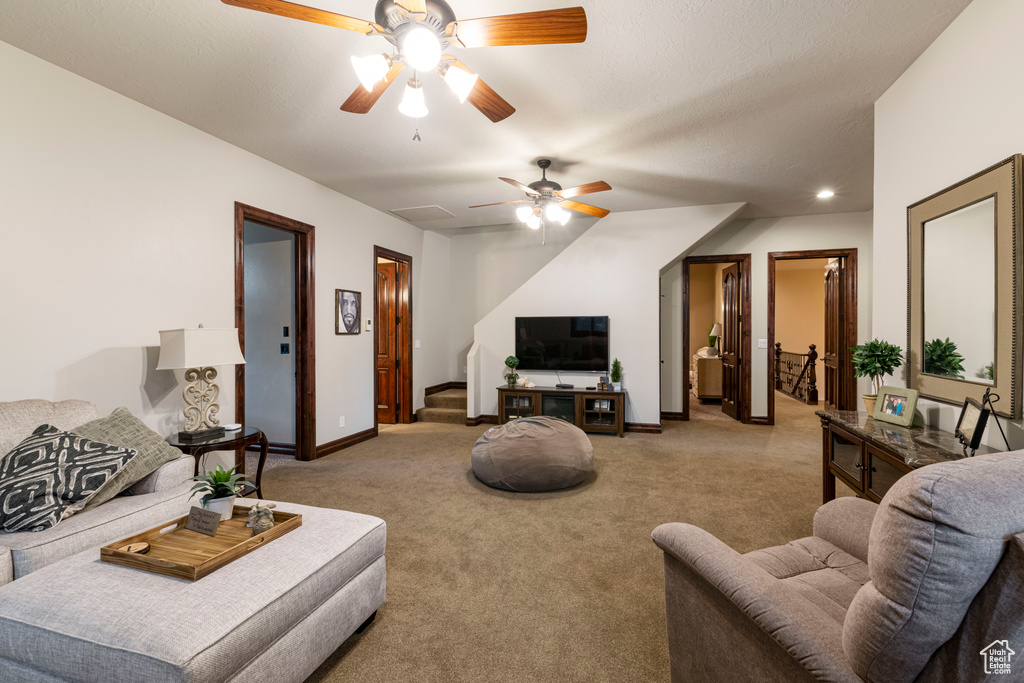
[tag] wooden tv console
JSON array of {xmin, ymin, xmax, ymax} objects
[{"xmin": 497, "ymin": 385, "xmax": 626, "ymax": 437}]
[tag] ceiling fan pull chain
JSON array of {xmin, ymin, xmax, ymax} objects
[{"xmin": 412, "ymin": 128, "xmax": 422, "ymax": 142}]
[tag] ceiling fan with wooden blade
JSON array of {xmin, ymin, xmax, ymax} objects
[
  {"xmin": 220, "ymin": 0, "xmax": 587, "ymax": 122},
  {"xmin": 472, "ymin": 159, "xmax": 612, "ymax": 228}
]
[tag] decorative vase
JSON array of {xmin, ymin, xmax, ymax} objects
[
  {"xmin": 203, "ymin": 495, "xmax": 236, "ymax": 522},
  {"xmin": 613, "ymin": 382, "xmax": 622, "ymax": 392},
  {"xmin": 862, "ymin": 394, "xmax": 877, "ymax": 415}
]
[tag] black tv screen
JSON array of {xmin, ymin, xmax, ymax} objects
[{"xmin": 515, "ymin": 316, "xmax": 609, "ymax": 372}]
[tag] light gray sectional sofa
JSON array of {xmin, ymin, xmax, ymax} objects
[
  {"xmin": 653, "ymin": 451, "xmax": 1024, "ymax": 682},
  {"xmin": 0, "ymin": 399, "xmax": 194, "ymax": 586}
]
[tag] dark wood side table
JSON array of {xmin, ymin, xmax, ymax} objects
[
  {"xmin": 167, "ymin": 427, "xmax": 269, "ymax": 499},
  {"xmin": 817, "ymin": 409, "xmax": 995, "ymax": 505}
]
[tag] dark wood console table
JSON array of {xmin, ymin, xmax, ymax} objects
[
  {"xmin": 817, "ymin": 410, "xmax": 995, "ymax": 504},
  {"xmin": 497, "ymin": 386, "xmax": 626, "ymax": 437}
]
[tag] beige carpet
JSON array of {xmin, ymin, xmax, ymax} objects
[{"xmin": 257, "ymin": 398, "xmax": 827, "ymax": 682}]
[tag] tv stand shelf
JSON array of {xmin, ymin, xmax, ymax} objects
[{"xmin": 497, "ymin": 386, "xmax": 626, "ymax": 437}]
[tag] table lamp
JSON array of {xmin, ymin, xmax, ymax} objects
[
  {"xmin": 709, "ymin": 323, "xmax": 723, "ymax": 356},
  {"xmin": 156, "ymin": 325, "xmax": 245, "ymax": 443}
]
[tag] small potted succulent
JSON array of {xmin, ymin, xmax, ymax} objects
[
  {"xmin": 610, "ymin": 358, "xmax": 623, "ymax": 391},
  {"xmin": 189, "ymin": 465, "xmax": 257, "ymax": 521},
  {"xmin": 850, "ymin": 339, "xmax": 903, "ymax": 415},
  {"xmin": 504, "ymin": 355, "xmax": 520, "ymax": 388}
]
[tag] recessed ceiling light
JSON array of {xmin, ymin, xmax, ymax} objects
[{"xmin": 817, "ymin": 190, "xmax": 836, "ymax": 199}]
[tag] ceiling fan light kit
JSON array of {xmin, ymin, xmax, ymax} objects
[
  {"xmin": 398, "ymin": 78, "xmax": 428, "ymax": 118},
  {"xmin": 220, "ymin": 0, "xmax": 588, "ymax": 123}
]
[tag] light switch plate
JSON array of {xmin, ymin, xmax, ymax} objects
[
  {"xmin": 365, "ymin": 319, "xmax": 373, "ymax": 332},
  {"xmin": 415, "ymin": 339, "xmax": 421, "ymax": 349},
  {"xmin": 758, "ymin": 339, "xmax": 768, "ymax": 349}
]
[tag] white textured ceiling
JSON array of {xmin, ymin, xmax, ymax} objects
[{"xmin": 0, "ymin": 0, "xmax": 971, "ymax": 232}]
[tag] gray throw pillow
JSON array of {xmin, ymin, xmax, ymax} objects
[
  {"xmin": 72, "ymin": 407, "xmax": 183, "ymax": 509},
  {"xmin": 0, "ymin": 424, "xmax": 138, "ymax": 532}
]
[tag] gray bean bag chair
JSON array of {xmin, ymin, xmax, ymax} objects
[{"xmin": 471, "ymin": 416, "xmax": 594, "ymax": 492}]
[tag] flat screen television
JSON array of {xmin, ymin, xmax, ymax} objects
[{"xmin": 514, "ymin": 316, "xmax": 609, "ymax": 373}]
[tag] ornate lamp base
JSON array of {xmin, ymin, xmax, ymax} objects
[{"xmin": 177, "ymin": 366, "xmax": 226, "ymax": 443}]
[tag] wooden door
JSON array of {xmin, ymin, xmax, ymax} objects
[
  {"xmin": 376, "ymin": 261, "xmax": 398, "ymax": 424},
  {"xmin": 721, "ymin": 263, "xmax": 742, "ymax": 420},
  {"xmin": 823, "ymin": 259, "xmax": 844, "ymax": 410}
]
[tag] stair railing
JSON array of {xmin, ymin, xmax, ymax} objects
[{"xmin": 774, "ymin": 343, "xmax": 818, "ymax": 405}]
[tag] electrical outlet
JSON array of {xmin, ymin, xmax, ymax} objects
[
  {"xmin": 758, "ymin": 339, "xmax": 768, "ymax": 349},
  {"xmin": 339, "ymin": 416, "xmax": 345, "ymax": 428}
]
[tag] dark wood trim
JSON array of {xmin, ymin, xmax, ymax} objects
[
  {"xmin": 374, "ymin": 246, "xmax": 414, "ymax": 427},
  {"xmin": 315, "ymin": 427, "xmax": 377, "ymax": 459},
  {"xmin": 749, "ymin": 416, "xmax": 770, "ymax": 426},
  {"xmin": 246, "ymin": 442, "xmax": 296, "ymax": 457},
  {"xmin": 466, "ymin": 415, "xmax": 499, "ymax": 426},
  {"xmin": 682, "ymin": 255, "xmax": 753, "ymax": 424},
  {"xmin": 767, "ymin": 249, "xmax": 858, "ymax": 426},
  {"xmin": 626, "ymin": 422, "xmax": 662, "ymax": 434},
  {"xmin": 425, "ymin": 381, "xmax": 467, "ymax": 397},
  {"xmin": 661, "ymin": 411, "xmax": 686, "ymax": 421},
  {"xmin": 235, "ymin": 203, "xmax": 317, "ymax": 462}
]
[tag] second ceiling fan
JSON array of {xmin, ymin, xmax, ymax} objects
[
  {"xmin": 220, "ymin": 0, "xmax": 588, "ymax": 122},
  {"xmin": 471, "ymin": 159, "xmax": 612, "ymax": 230}
]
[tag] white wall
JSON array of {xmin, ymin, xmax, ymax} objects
[
  {"xmin": 446, "ymin": 221, "xmax": 594, "ymax": 382},
  {"xmin": 874, "ymin": 0, "xmax": 1024, "ymax": 443},
  {"xmin": 0, "ymin": 40, "xmax": 449, "ymax": 445},
  {"xmin": 660, "ymin": 262, "xmax": 684, "ymax": 413},
  {"xmin": 467, "ymin": 203, "xmax": 746, "ymax": 425},
  {"xmin": 243, "ymin": 222, "xmax": 296, "ymax": 443},
  {"xmin": 690, "ymin": 211, "xmax": 874, "ymax": 417}
]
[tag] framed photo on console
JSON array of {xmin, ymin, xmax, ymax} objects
[
  {"xmin": 955, "ymin": 397, "xmax": 990, "ymax": 455},
  {"xmin": 873, "ymin": 386, "xmax": 919, "ymax": 426}
]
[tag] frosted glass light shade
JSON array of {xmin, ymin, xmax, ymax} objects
[
  {"xmin": 352, "ymin": 54, "xmax": 390, "ymax": 92},
  {"xmin": 526, "ymin": 215, "xmax": 542, "ymax": 230},
  {"xmin": 399, "ymin": 79, "xmax": 428, "ymax": 118},
  {"xmin": 402, "ymin": 27, "xmax": 441, "ymax": 71},
  {"xmin": 516, "ymin": 205, "xmax": 534, "ymax": 222},
  {"xmin": 557, "ymin": 208, "xmax": 571, "ymax": 226},
  {"xmin": 443, "ymin": 65, "xmax": 478, "ymax": 103},
  {"xmin": 156, "ymin": 328, "xmax": 245, "ymax": 370}
]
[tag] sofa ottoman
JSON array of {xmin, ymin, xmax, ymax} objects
[{"xmin": 0, "ymin": 501, "xmax": 386, "ymax": 683}]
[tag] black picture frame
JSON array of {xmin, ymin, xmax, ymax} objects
[
  {"xmin": 335, "ymin": 289, "xmax": 361, "ymax": 335},
  {"xmin": 955, "ymin": 397, "xmax": 990, "ymax": 455}
]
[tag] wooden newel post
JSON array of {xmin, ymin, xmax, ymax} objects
[
  {"xmin": 806, "ymin": 344, "xmax": 819, "ymax": 404},
  {"xmin": 774, "ymin": 342, "xmax": 782, "ymax": 389}
]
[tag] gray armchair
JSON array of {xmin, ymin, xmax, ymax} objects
[{"xmin": 652, "ymin": 452, "xmax": 1024, "ymax": 682}]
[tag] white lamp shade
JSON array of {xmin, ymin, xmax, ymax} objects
[
  {"xmin": 516, "ymin": 205, "xmax": 534, "ymax": 222},
  {"xmin": 710, "ymin": 323, "xmax": 722, "ymax": 337},
  {"xmin": 526, "ymin": 214, "xmax": 542, "ymax": 230},
  {"xmin": 402, "ymin": 26, "xmax": 442, "ymax": 72},
  {"xmin": 156, "ymin": 328, "xmax": 245, "ymax": 370},
  {"xmin": 557, "ymin": 208, "xmax": 571, "ymax": 226},
  {"xmin": 398, "ymin": 80, "xmax": 428, "ymax": 118},
  {"xmin": 443, "ymin": 65, "xmax": 478, "ymax": 103},
  {"xmin": 352, "ymin": 54, "xmax": 391, "ymax": 92}
]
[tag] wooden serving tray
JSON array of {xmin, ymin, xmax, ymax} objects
[{"xmin": 100, "ymin": 506, "xmax": 302, "ymax": 581}]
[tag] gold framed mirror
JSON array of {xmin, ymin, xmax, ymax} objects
[{"xmin": 907, "ymin": 154, "xmax": 1022, "ymax": 419}]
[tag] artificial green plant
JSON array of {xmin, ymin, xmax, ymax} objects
[
  {"xmin": 923, "ymin": 338, "xmax": 965, "ymax": 379},
  {"xmin": 850, "ymin": 339, "xmax": 903, "ymax": 396},
  {"xmin": 189, "ymin": 465, "xmax": 256, "ymax": 505}
]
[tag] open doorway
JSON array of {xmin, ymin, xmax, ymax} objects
[
  {"xmin": 234, "ymin": 203, "xmax": 316, "ymax": 461},
  {"xmin": 767, "ymin": 249, "xmax": 858, "ymax": 425},
  {"xmin": 374, "ymin": 246, "xmax": 413, "ymax": 426},
  {"xmin": 681, "ymin": 254, "xmax": 753, "ymax": 423}
]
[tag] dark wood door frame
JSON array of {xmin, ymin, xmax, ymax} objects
[
  {"xmin": 681, "ymin": 254, "xmax": 753, "ymax": 423},
  {"xmin": 374, "ymin": 246, "xmax": 413, "ymax": 427},
  {"xmin": 234, "ymin": 202, "xmax": 316, "ymax": 461},
  {"xmin": 767, "ymin": 248, "xmax": 857, "ymax": 426}
]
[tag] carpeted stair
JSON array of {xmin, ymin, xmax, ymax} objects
[{"xmin": 415, "ymin": 388, "xmax": 466, "ymax": 424}]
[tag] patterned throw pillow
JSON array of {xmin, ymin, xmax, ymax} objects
[{"xmin": 0, "ymin": 424, "xmax": 138, "ymax": 532}]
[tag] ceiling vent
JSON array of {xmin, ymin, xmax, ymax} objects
[{"xmin": 390, "ymin": 205, "xmax": 455, "ymax": 222}]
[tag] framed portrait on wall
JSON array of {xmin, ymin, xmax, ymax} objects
[{"xmin": 336, "ymin": 289, "xmax": 361, "ymax": 335}]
